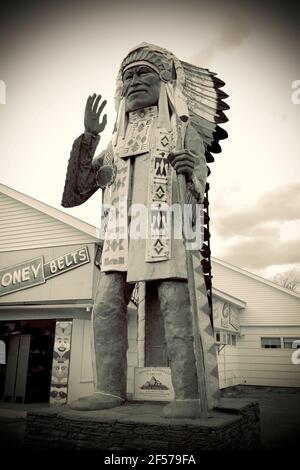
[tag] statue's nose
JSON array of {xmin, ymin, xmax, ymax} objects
[{"xmin": 131, "ymin": 73, "xmax": 142, "ymax": 85}]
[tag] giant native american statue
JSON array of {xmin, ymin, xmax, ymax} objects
[{"xmin": 62, "ymin": 43, "xmax": 229, "ymax": 418}]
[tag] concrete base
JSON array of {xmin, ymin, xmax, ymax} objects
[{"xmin": 25, "ymin": 399, "xmax": 260, "ymax": 450}]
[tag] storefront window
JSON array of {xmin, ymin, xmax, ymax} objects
[
  {"xmin": 215, "ymin": 331, "xmax": 237, "ymax": 346},
  {"xmin": 261, "ymin": 337, "xmax": 281, "ymax": 348}
]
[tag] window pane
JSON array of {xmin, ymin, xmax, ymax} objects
[
  {"xmin": 231, "ymin": 335, "xmax": 237, "ymax": 346},
  {"xmin": 261, "ymin": 337, "xmax": 281, "ymax": 348},
  {"xmin": 215, "ymin": 332, "xmax": 220, "ymax": 342},
  {"xmin": 283, "ymin": 338, "xmax": 300, "ymax": 349}
]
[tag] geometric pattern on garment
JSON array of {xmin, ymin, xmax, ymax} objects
[
  {"xmin": 101, "ymin": 107, "xmax": 159, "ymax": 271},
  {"xmin": 122, "ymin": 119, "xmax": 153, "ymax": 157},
  {"xmin": 120, "ymin": 106, "xmax": 158, "ymax": 158},
  {"xmin": 101, "ymin": 155, "xmax": 130, "ymax": 271},
  {"xmin": 101, "ymin": 107, "xmax": 178, "ymax": 270},
  {"xmin": 146, "ymin": 129, "xmax": 175, "ymax": 262}
]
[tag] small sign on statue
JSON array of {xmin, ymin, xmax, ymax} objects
[{"xmin": 134, "ymin": 367, "xmax": 175, "ymax": 401}]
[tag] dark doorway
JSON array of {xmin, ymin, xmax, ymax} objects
[{"xmin": 0, "ymin": 319, "xmax": 55, "ymax": 404}]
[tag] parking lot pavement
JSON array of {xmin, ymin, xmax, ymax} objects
[
  {"xmin": 0, "ymin": 403, "xmax": 46, "ymax": 451},
  {"xmin": 221, "ymin": 386, "xmax": 300, "ymax": 449},
  {"xmin": 0, "ymin": 417, "xmax": 26, "ymax": 450},
  {"xmin": 259, "ymin": 395, "xmax": 299, "ymax": 449}
]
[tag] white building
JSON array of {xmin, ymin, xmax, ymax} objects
[
  {"xmin": 0, "ymin": 183, "xmax": 299, "ymax": 406},
  {"xmin": 212, "ymin": 259, "xmax": 300, "ymax": 388},
  {"xmin": 0, "ymin": 183, "xmax": 100, "ymax": 404},
  {"xmin": 0, "ymin": 183, "xmax": 139, "ymax": 405}
]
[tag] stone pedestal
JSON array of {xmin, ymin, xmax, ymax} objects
[{"xmin": 25, "ymin": 399, "xmax": 260, "ymax": 450}]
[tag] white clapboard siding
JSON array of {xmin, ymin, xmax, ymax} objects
[
  {"xmin": 67, "ymin": 319, "xmax": 94, "ymax": 403},
  {"xmin": 212, "ymin": 259, "xmax": 300, "ymax": 326},
  {"xmin": 0, "ymin": 192, "xmax": 98, "ymax": 252},
  {"xmin": 239, "ymin": 377, "xmax": 300, "ymax": 387},
  {"xmin": 238, "ymin": 363, "xmax": 298, "ymax": 373},
  {"xmin": 127, "ymin": 305, "xmax": 139, "ymax": 397},
  {"xmin": 217, "ymin": 345, "xmax": 240, "ymax": 388},
  {"xmin": 216, "ymin": 324, "xmax": 300, "ymax": 388},
  {"xmin": 237, "ymin": 355, "xmax": 296, "ymax": 365},
  {"xmin": 240, "ymin": 370, "xmax": 300, "ymax": 380}
]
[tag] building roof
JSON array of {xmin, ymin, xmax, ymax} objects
[
  {"xmin": 212, "ymin": 256, "xmax": 300, "ymax": 301},
  {"xmin": 0, "ymin": 183, "xmax": 99, "ymax": 248},
  {"xmin": 212, "ymin": 287, "xmax": 247, "ymax": 309}
]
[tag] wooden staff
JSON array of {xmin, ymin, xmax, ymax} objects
[{"xmin": 177, "ymin": 172, "xmax": 209, "ymax": 420}]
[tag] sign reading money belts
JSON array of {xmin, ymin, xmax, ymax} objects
[{"xmin": 0, "ymin": 246, "xmax": 90, "ymax": 297}]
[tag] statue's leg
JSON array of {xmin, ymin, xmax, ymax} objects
[
  {"xmin": 70, "ymin": 271, "xmax": 134, "ymax": 411},
  {"xmin": 157, "ymin": 279, "xmax": 201, "ymax": 418}
]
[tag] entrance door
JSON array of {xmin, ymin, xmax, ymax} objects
[
  {"xmin": 3, "ymin": 334, "xmax": 30, "ymax": 403},
  {"xmin": 0, "ymin": 320, "xmax": 55, "ymax": 404},
  {"xmin": 26, "ymin": 321, "xmax": 55, "ymax": 403}
]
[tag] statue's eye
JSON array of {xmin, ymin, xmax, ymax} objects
[{"xmin": 124, "ymin": 73, "xmax": 133, "ymax": 81}]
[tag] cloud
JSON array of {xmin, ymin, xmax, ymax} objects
[
  {"xmin": 212, "ymin": 183, "xmax": 300, "ymax": 237},
  {"xmin": 192, "ymin": 11, "xmax": 251, "ymax": 64},
  {"xmin": 211, "ymin": 183, "xmax": 300, "ymax": 270},
  {"xmin": 219, "ymin": 234, "xmax": 300, "ymax": 270}
]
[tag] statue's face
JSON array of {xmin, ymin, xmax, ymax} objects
[{"xmin": 123, "ymin": 65, "xmax": 161, "ymax": 112}]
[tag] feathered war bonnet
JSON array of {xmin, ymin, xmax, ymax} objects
[{"xmin": 113, "ymin": 42, "xmax": 229, "ymax": 164}]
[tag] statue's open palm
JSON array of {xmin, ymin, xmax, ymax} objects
[{"xmin": 84, "ymin": 93, "xmax": 107, "ymax": 135}]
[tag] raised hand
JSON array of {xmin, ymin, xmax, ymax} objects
[{"xmin": 84, "ymin": 93, "xmax": 107, "ymax": 135}]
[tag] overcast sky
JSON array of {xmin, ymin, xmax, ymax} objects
[{"xmin": 0, "ymin": 0, "xmax": 299, "ymax": 280}]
